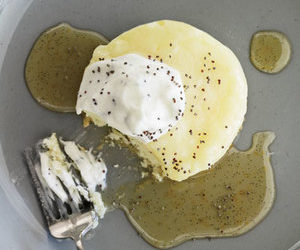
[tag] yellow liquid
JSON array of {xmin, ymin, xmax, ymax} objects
[
  {"xmin": 250, "ymin": 31, "xmax": 291, "ymax": 73},
  {"xmin": 25, "ymin": 23, "xmax": 108, "ymax": 112},
  {"xmin": 104, "ymin": 132, "xmax": 276, "ymax": 248}
]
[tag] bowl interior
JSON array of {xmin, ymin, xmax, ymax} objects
[{"xmin": 0, "ymin": 0, "xmax": 300, "ymax": 249}]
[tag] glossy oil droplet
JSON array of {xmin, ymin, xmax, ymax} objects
[{"xmin": 250, "ymin": 31, "xmax": 291, "ymax": 74}]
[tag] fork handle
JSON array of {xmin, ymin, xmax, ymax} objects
[{"xmin": 75, "ymin": 238, "xmax": 84, "ymax": 250}]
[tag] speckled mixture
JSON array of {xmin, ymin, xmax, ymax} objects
[
  {"xmin": 25, "ymin": 23, "xmax": 108, "ymax": 112},
  {"xmin": 104, "ymin": 132, "xmax": 275, "ymax": 249}
]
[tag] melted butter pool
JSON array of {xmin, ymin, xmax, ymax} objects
[
  {"xmin": 25, "ymin": 23, "xmax": 108, "ymax": 112},
  {"xmin": 105, "ymin": 132, "xmax": 276, "ymax": 248}
]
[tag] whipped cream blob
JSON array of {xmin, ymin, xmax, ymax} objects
[{"xmin": 76, "ymin": 54, "xmax": 185, "ymax": 143}]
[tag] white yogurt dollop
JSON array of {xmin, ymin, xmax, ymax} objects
[{"xmin": 76, "ymin": 54, "xmax": 185, "ymax": 143}]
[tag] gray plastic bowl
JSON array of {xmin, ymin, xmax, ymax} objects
[{"xmin": 0, "ymin": 0, "xmax": 300, "ymax": 249}]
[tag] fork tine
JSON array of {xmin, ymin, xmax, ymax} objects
[
  {"xmin": 25, "ymin": 147, "xmax": 57, "ymax": 225},
  {"xmin": 25, "ymin": 143, "xmax": 93, "ymax": 225},
  {"xmin": 25, "ymin": 135, "xmax": 103, "ymax": 250}
]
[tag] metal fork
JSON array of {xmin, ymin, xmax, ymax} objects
[
  {"xmin": 49, "ymin": 211, "xmax": 97, "ymax": 250},
  {"xmin": 25, "ymin": 146, "xmax": 98, "ymax": 250}
]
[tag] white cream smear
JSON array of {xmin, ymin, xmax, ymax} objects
[
  {"xmin": 76, "ymin": 54, "xmax": 186, "ymax": 143},
  {"xmin": 39, "ymin": 134, "xmax": 107, "ymax": 218}
]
